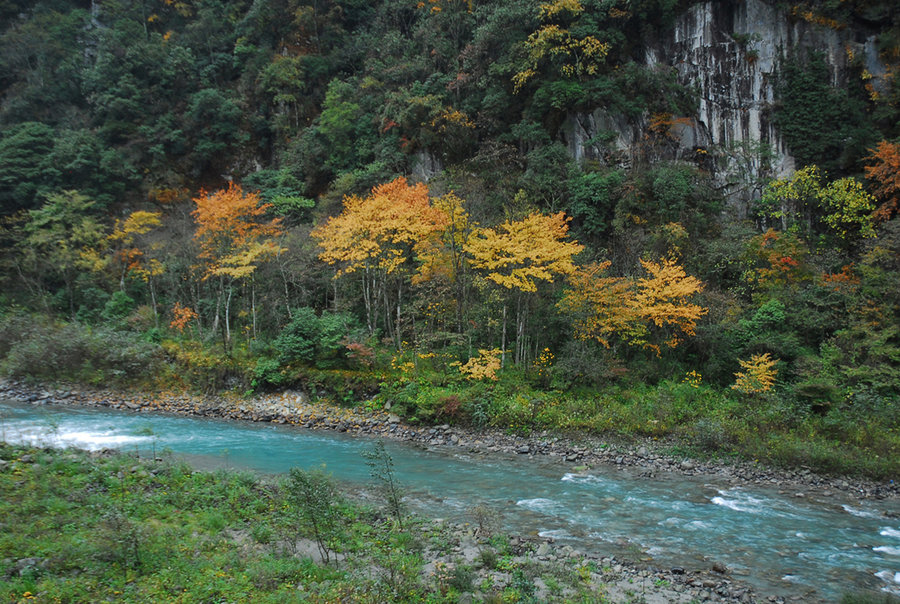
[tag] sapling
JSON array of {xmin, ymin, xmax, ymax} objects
[
  {"xmin": 285, "ymin": 466, "xmax": 343, "ymax": 565},
  {"xmin": 363, "ymin": 440, "xmax": 404, "ymax": 528}
]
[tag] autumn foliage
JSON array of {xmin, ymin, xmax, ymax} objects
[
  {"xmin": 311, "ymin": 177, "xmax": 448, "ymax": 344},
  {"xmin": 865, "ymin": 140, "xmax": 900, "ymax": 221},
  {"xmin": 311, "ymin": 177, "xmax": 446, "ymax": 277},
  {"xmin": 559, "ymin": 257, "xmax": 706, "ymax": 354},
  {"xmin": 464, "ymin": 211, "xmax": 583, "ymax": 292},
  {"xmin": 192, "ymin": 182, "xmax": 284, "ymax": 281},
  {"xmin": 731, "ymin": 353, "xmax": 779, "ymax": 394}
]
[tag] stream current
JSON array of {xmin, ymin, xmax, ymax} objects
[{"xmin": 1, "ymin": 398, "xmax": 898, "ymax": 600}]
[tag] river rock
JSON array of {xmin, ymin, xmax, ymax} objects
[{"xmin": 387, "ymin": 414, "xmax": 401, "ymax": 424}]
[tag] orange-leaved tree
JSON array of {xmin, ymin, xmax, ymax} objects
[
  {"xmin": 310, "ymin": 177, "xmax": 447, "ymax": 348},
  {"xmin": 465, "ymin": 211, "xmax": 583, "ymax": 365},
  {"xmin": 864, "ymin": 140, "xmax": 900, "ymax": 222},
  {"xmin": 192, "ymin": 182, "xmax": 284, "ymax": 350},
  {"xmin": 413, "ymin": 191, "xmax": 474, "ymax": 334}
]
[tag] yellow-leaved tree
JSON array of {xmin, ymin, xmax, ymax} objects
[
  {"xmin": 413, "ymin": 191, "xmax": 474, "ymax": 334},
  {"xmin": 107, "ymin": 211, "xmax": 164, "ymax": 324},
  {"xmin": 310, "ymin": 177, "xmax": 447, "ymax": 348},
  {"xmin": 559, "ymin": 257, "xmax": 706, "ymax": 355},
  {"xmin": 731, "ymin": 353, "xmax": 779, "ymax": 394},
  {"xmin": 512, "ymin": 0, "xmax": 610, "ymax": 92},
  {"xmin": 193, "ymin": 182, "xmax": 284, "ymax": 350},
  {"xmin": 465, "ymin": 211, "xmax": 582, "ymax": 365},
  {"xmin": 632, "ymin": 258, "xmax": 707, "ymax": 354},
  {"xmin": 556, "ymin": 260, "xmax": 636, "ymax": 348}
]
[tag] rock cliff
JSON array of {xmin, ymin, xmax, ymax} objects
[{"xmin": 562, "ymin": 0, "xmax": 887, "ymax": 205}]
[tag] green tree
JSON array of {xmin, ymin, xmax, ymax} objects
[
  {"xmin": 0, "ymin": 122, "xmax": 55, "ymax": 213},
  {"xmin": 19, "ymin": 190, "xmax": 106, "ymax": 316},
  {"xmin": 759, "ymin": 165, "xmax": 876, "ymax": 245}
]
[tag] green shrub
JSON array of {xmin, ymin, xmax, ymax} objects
[
  {"xmin": 0, "ymin": 319, "xmax": 162, "ymax": 384},
  {"xmin": 284, "ymin": 466, "xmax": 345, "ymax": 564},
  {"xmin": 273, "ymin": 307, "xmax": 361, "ymax": 369}
]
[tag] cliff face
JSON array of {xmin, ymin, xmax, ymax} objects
[{"xmin": 562, "ymin": 0, "xmax": 887, "ymax": 204}]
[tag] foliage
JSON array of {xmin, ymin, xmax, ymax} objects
[
  {"xmin": 0, "ymin": 317, "xmax": 162, "ymax": 385},
  {"xmin": 864, "ymin": 140, "xmax": 900, "ymax": 221},
  {"xmin": 273, "ymin": 307, "xmax": 360, "ymax": 368},
  {"xmin": 312, "ymin": 177, "xmax": 446, "ymax": 345},
  {"xmin": 465, "ymin": 211, "xmax": 582, "ymax": 293},
  {"xmin": 454, "ymin": 348, "xmax": 502, "ymax": 381},
  {"xmin": 363, "ymin": 440, "xmax": 405, "ymax": 528},
  {"xmin": 19, "ymin": 190, "xmax": 106, "ymax": 315},
  {"xmin": 285, "ymin": 466, "xmax": 345, "ymax": 565},
  {"xmin": 192, "ymin": 183, "xmax": 284, "ymax": 282},
  {"xmin": 313, "ymin": 177, "xmax": 444, "ymax": 278},
  {"xmin": 774, "ymin": 51, "xmax": 877, "ymax": 173},
  {"xmin": 559, "ymin": 257, "xmax": 706, "ymax": 354},
  {"xmin": 759, "ymin": 165, "xmax": 876, "ymax": 244},
  {"xmin": 0, "ymin": 0, "xmax": 898, "ymax": 484},
  {"xmin": 731, "ymin": 352, "xmax": 779, "ymax": 394}
]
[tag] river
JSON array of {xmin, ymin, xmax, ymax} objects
[{"xmin": 1, "ymin": 398, "xmax": 898, "ymax": 601}]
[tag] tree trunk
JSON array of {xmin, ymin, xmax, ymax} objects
[
  {"xmin": 500, "ymin": 303, "xmax": 507, "ymax": 368},
  {"xmin": 251, "ymin": 280, "xmax": 257, "ymax": 340},
  {"xmin": 362, "ymin": 268, "xmax": 375, "ymax": 336},
  {"xmin": 396, "ymin": 279, "xmax": 402, "ymax": 350},
  {"xmin": 224, "ymin": 281, "xmax": 233, "ymax": 353},
  {"xmin": 149, "ymin": 277, "xmax": 158, "ymax": 328}
]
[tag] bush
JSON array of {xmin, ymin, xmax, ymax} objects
[
  {"xmin": 284, "ymin": 466, "xmax": 345, "ymax": 564},
  {"xmin": 0, "ymin": 318, "xmax": 162, "ymax": 384},
  {"xmin": 273, "ymin": 307, "xmax": 361, "ymax": 368}
]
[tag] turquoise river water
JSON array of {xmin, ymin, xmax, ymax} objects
[{"xmin": 1, "ymin": 398, "xmax": 898, "ymax": 601}]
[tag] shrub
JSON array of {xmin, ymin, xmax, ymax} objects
[
  {"xmin": 273, "ymin": 307, "xmax": 361, "ymax": 368},
  {"xmin": 284, "ymin": 466, "xmax": 345, "ymax": 565},
  {"xmin": 0, "ymin": 319, "xmax": 162, "ymax": 384}
]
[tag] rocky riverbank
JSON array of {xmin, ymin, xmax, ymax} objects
[
  {"xmin": 2, "ymin": 442, "xmax": 761, "ymax": 604},
  {"xmin": 3, "ymin": 380, "xmax": 895, "ymax": 503},
  {"xmin": 2, "ymin": 379, "xmax": 897, "ymax": 602}
]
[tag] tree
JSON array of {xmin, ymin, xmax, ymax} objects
[
  {"xmin": 192, "ymin": 182, "xmax": 284, "ymax": 350},
  {"xmin": 285, "ymin": 467, "xmax": 344, "ymax": 565},
  {"xmin": 731, "ymin": 352, "xmax": 778, "ymax": 394},
  {"xmin": 311, "ymin": 177, "xmax": 446, "ymax": 348},
  {"xmin": 106, "ymin": 211, "xmax": 164, "ymax": 324},
  {"xmin": 465, "ymin": 211, "xmax": 582, "ymax": 365},
  {"xmin": 557, "ymin": 260, "xmax": 636, "ymax": 349},
  {"xmin": 759, "ymin": 165, "xmax": 876, "ymax": 245},
  {"xmin": 19, "ymin": 191, "xmax": 106, "ymax": 316},
  {"xmin": 631, "ymin": 257, "xmax": 707, "ymax": 354},
  {"xmin": 512, "ymin": 0, "xmax": 610, "ymax": 92},
  {"xmin": 0, "ymin": 122, "xmax": 55, "ymax": 213},
  {"xmin": 560, "ymin": 257, "xmax": 706, "ymax": 355},
  {"xmin": 864, "ymin": 140, "xmax": 900, "ymax": 222},
  {"xmin": 413, "ymin": 191, "xmax": 474, "ymax": 333}
]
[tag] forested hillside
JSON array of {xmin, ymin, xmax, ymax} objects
[{"xmin": 1, "ymin": 0, "xmax": 899, "ymax": 476}]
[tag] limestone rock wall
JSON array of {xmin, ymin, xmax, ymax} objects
[{"xmin": 562, "ymin": 0, "xmax": 886, "ymax": 204}]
